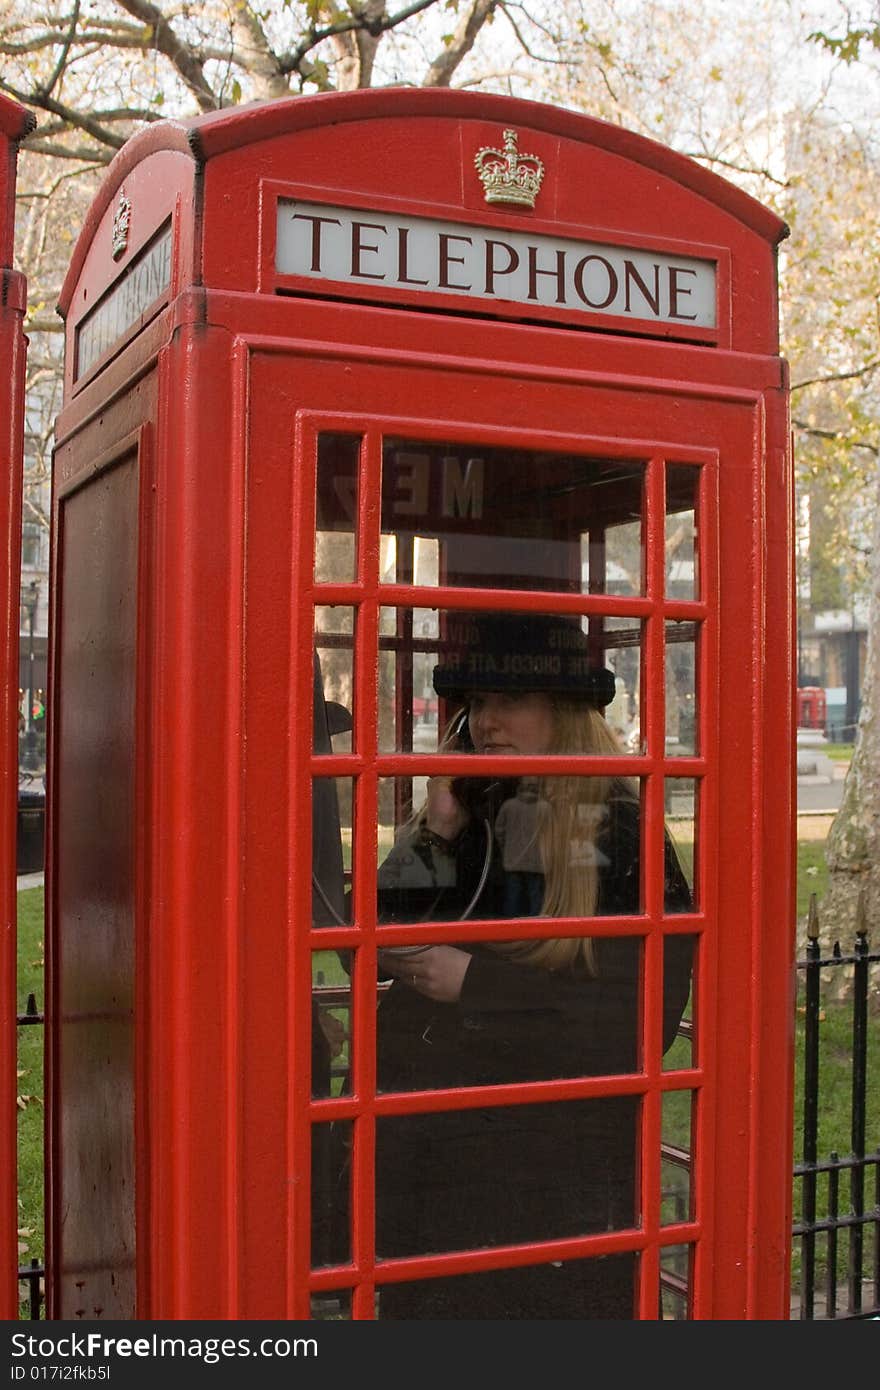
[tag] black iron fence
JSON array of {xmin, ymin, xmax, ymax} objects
[
  {"xmin": 17, "ymin": 909, "xmax": 879, "ymax": 1320},
  {"xmin": 790, "ymin": 897, "xmax": 879, "ymax": 1320}
]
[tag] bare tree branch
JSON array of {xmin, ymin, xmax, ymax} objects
[
  {"xmin": 0, "ymin": 77, "xmax": 127, "ymax": 149},
  {"xmin": 680, "ymin": 151, "xmax": 790, "ymax": 188},
  {"xmin": 220, "ymin": 3, "xmax": 288, "ymax": 102},
  {"xmin": 113, "ymin": 0, "xmax": 219, "ymax": 110},
  {"xmin": 792, "ymin": 420, "xmax": 879, "ymax": 455},
  {"xmin": 793, "ymin": 359, "xmax": 880, "ymax": 392},
  {"xmin": 423, "ymin": 0, "xmax": 498, "ymax": 87},
  {"xmin": 36, "ymin": 0, "xmax": 81, "ymax": 101},
  {"xmin": 496, "ymin": 1, "xmax": 565, "ymax": 66},
  {"xmin": 18, "ymin": 139, "xmax": 115, "ymax": 162},
  {"xmin": 328, "ymin": 1, "xmax": 390, "ymax": 92},
  {"xmin": 280, "ymin": 0, "xmax": 438, "ymax": 78}
]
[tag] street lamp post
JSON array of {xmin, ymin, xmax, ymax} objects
[{"xmin": 20, "ymin": 578, "xmax": 40, "ymax": 774}]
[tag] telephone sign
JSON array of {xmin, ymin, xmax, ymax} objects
[{"xmin": 276, "ymin": 197, "xmax": 717, "ymax": 328}]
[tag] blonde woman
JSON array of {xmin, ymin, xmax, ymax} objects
[{"xmin": 372, "ymin": 612, "xmax": 693, "ymax": 1319}]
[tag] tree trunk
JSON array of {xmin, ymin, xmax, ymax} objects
[{"xmin": 815, "ymin": 462, "xmax": 880, "ymax": 973}]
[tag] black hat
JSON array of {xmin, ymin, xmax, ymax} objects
[{"xmin": 432, "ymin": 612, "xmax": 616, "ymax": 707}]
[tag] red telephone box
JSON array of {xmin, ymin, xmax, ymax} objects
[
  {"xmin": 796, "ymin": 686, "xmax": 826, "ymax": 732},
  {"xmin": 0, "ymin": 91, "xmax": 35, "ymax": 1320},
  {"xmin": 49, "ymin": 90, "xmax": 794, "ymax": 1320}
]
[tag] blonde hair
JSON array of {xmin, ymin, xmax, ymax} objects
[{"xmin": 426, "ymin": 697, "xmax": 637, "ymax": 978}]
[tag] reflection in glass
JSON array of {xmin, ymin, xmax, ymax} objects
[
  {"xmin": 377, "ymin": 768, "xmax": 693, "ymax": 928},
  {"xmin": 602, "ymin": 517, "xmax": 644, "ymax": 596},
  {"xmin": 311, "ymin": 779, "xmax": 352, "ymax": 927},
  {"xmin": 378, "ymin": 606, "xmax": 441, "ymax": 756},
  {"xmin": 381, "ymin": 438, "xmax": 645, "ymax": 594},
  {"xmin": 377, "ymin": 1251, "xmax": 638, "ymax": 1320},
  {"xmin": 661, "ymin": 1090, "xmax": 693, "ymax": 1227},
  {"xmin": 665, "ymin": 622, "xmax": 697, "ymax": 755},
  {"xmin": 600, "ymin": 617, "xmax": 642, "ymax": 754},
  {"xmin": 665, "ymin": 779, "xmax": 697, "ymax": 909},
  {"xmin": 311, "ymin": 1120, "xmax": 351, "ymax": 1269},
  {"xmin": 312, "ymin": 951, "xmax": 352, "ymax": 1098},
  {"xmin": 659, "ymin": 1244, "xmax": 693, "ymax": 1320},
  {"xmin": 379, "ymin": 533, "xmax": 439, "ymax": 587},
  {"xmin": 376, "ymin": 774, "xmax": 650, "ymax": 926},
  {"xmin": 666, "ymin": 465, "xmax": 699, "ymax": 600},
  {"xmin": 316, "ymin": 434, "xmax": 360, "ymax": 583}
]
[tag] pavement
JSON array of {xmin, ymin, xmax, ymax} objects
[{"xmin": 796, "ymin": 759, "xmax": 847, "ymax": 815}]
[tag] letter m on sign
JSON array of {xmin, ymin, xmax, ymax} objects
[{"xmin": 442, "ymin": 457, "xmax": 484, "ymax": 518}]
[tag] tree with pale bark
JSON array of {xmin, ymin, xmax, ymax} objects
[{"xmin": 802, "ymin": 9, "xmax": 880, "ymax": 957}]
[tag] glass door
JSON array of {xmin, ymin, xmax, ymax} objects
[{"xmin": 299, "ymin": 418, "xmax": 711, "ymax": 1320}]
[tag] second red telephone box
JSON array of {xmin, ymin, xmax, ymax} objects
[
  {"xmin": 0, "ymin": 91, "xmax": 35, "ymax": 1320},
  {"xmin": 48, "ymin": 89, "xmax": 794, "ymax": 1320}
]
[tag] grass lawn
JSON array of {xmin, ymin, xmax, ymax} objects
[
  {"xmin": 16, "ymin": 887, "xmax": 44, "ymax": 1309},
  {"xmin": 823, "ymin": 743, "xmax": 854, "ymax": 763},
  {"xmin": 15, "ymin": 816, "xmax": 874, "ymax": 1314},
  {"xmin": 797, "ymin": 839, "xmax": 829, "ymax": 918}
]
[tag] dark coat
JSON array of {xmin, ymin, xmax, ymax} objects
[{"xmin": 373, "ymin": 787, "xmax": 693, "ymax": 1319}]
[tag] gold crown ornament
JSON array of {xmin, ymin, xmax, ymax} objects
[
  {"xmin": 111, "ymin": 188, "xmax": 132, "ymax": 261},
  {"xmin": 474, "ymin": 128, "xmax": 545, "ymax": 209}
]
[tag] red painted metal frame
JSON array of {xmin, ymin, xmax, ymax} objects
[
  {"xmin": 294, "ymin": 413, "xmax": 711, "ymax": 1318},
  {"xmin": 0, "ymin": 91, "xmax": 35, "ymax": 1320},
  {"xmin": 48, "ymin": 89, "xmax": 793, "ymax": 1320}
]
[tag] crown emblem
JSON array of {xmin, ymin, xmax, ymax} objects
[
  {"xmin": 474, "ymin": 128, "xmax": 544, "ymax": 209},
  {"xmin": 111, "ymin": 188, "xmax": 132, "ymax": 261}
]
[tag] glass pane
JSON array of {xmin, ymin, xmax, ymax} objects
[
  {"xmin": 375, "ymin": 1099, "xmax": 638, "ymax": 1257},
  {"xmin": 311, "ymin": 1120, "xmax": 351, "ymax": 1268},
  {"xmin": 315, "ymin": 607, "xmax": 354, "ymax": 752},
  {"xmin": 378, "ymin": 608, "xmax": 627, "ymax": 755},
  {"xmin": 602, "ymin": 518, "xmax": 644, "ymax": 596},
  {"xmin": 661, "ymin": 1091, "xmax": 694, "ymax": 1226},
  {"xmin": 666, "ymin": 465, "xmax": 699, "ymax": 600},
  {"xmin": 665, "ymin": 778, "xmax": 697, "ymax": 909},
  {"xmin": 378, "ymin": 533, "xmax": 439, "ymax": 586},
  {"xmin": 311, "ymin": 778, "xmax": 352, "ymax": 927},
  {"xmin": 660, "ymin": 1244, "xmax": 692, "ymax": 1320},
  {"xmin": 376, "ymin": 773, "xmax": 644, "ymax": 927},
  {"xmin": 663, "ymin": 935, "xmax": 696, "ymax": 1071},
  {"xmin": 376, "ymin": 1251, "xmax": 638, "ymax": 1319},
  {"xmin": 666, "ymin": 622, "xmax": 697, "ymax": 756},
  {"xmin": 600, "ymin": 617, "xmax": 643, "ymax": 753},
  {"xmin": 381, "ymin": 438, "xmax": 645, "ymax": 594},
  {"xmin": 312, "ymin": 951, "xmax": 352, "ymax": 1098},
  {"xmin": 378, "ymin": 606, "xmax": 441, "ymax": 755},
  {"xmin": 377, "ymin": 932, "xmax": 646, "ymax": 1090},
  {"xmin": 310, "ymin": 1290, "xmax": 351, "ymax": 1319},
  {"xmin": 316, "ymin": 433, "xmax": 360, "ymax": 583}
]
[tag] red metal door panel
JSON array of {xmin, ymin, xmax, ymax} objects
[{"xmin": 50, "ymin": 451, "xmax": 140, "ymax": 1318}]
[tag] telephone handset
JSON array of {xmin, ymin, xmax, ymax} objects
[{"xmin": 448, "ymin": 708, "xmax": 517, "ymax": 818}]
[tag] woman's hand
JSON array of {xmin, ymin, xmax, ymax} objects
[
  {"xmin": 378, "ymin": 945, "xmax": 471, "ymax": 1003},
  {"xmin": 425, "ymin": 776, "xmax": 469, "ymax": 842}
]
